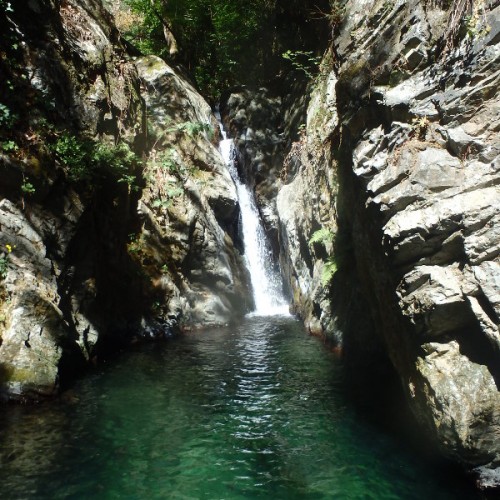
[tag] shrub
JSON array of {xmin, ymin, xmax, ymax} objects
[{"xmin": 53, "ymin": 134, "xmax": 139, "ymax": 187}]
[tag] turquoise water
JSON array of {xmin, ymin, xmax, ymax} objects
[{"xmin": 0, "ymin": 316, "xmax": 479, "ymax": 499}]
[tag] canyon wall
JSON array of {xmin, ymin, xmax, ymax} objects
[
  {"xmin": 0, "ymin": 0, "xmax": 250, "ymax": 401},
  {"xmin": 273, "ymin": 0, "xmax": 500, "ymax": 488}
]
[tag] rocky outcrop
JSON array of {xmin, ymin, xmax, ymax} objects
[
  {"xmin": 275, "ymin": 0, "xmax": 500, "ymax": 489},
  {"xmin": 0, "ymin": 0, "xmax": 249, "ymax": 401},
  {"xmin": 277, "ymin": 60, "xmax": 339, "ymax": 336},
  {"xmin": 134, "ymin": 55, "xmax": 251, "ymax": 328}
]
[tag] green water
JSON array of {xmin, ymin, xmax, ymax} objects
[{"xmin": 0, "ymin": 316, "xmax": 479, "ymax": 499}]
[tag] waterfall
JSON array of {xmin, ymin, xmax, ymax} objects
[{"xmin": 216, "ymin": 113, "xmax": 289, "ymax": 316}]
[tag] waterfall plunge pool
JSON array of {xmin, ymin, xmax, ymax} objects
[{"xmin": 0, "ymin": 316, "xmax": 479, "ymax": 499}]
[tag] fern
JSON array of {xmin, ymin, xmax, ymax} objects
[
  {"xmin": 308, "ymin": 228, "xmax": 338, "ymax": 285},
  {"xmin": 309, "ymin": 228, "xmax": 334, "ymax": 246},
  {"xmin": 322, "ymin": 258, "xmax": 338, "ymax": 286}
]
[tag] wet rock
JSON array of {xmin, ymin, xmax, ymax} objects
[{"xmin": 221, "ymin": 88, "xmax": 285, "ymax": 234}]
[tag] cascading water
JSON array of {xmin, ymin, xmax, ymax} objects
[{"xmin": 216, "ymin": 113, "xmax": 289, "ymax": 316}]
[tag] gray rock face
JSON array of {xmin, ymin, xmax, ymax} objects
[
  {"xmin": 0, "ymin": 200, "xmax": 64, "ymax": 398},
  {"xmin": 275, "ymin": 0, "xmax": 500, "ymax": 487},
  {"xmin": 135, "ymin": 56, "xmax": 251, "ymax": 327},
  {"xmin": 277, "ymin": 60, "xmax": 339, "ymax": 336},
  {"xmin": 0, "ymin": 1, "xmax": 249, "ymax": 400},
  {"xmin": 221, "ymin": 76, "xmax": 338, "ymax": 333}
]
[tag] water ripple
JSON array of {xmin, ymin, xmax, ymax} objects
[{"xmin": 0, "ymin": 316, "xmax": 480, "ymax": 499}]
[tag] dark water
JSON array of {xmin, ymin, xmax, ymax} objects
[{"xmin": 0, "ymin": 316, "xmax": 480, "ymax": 499}]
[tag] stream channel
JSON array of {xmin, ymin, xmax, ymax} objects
[
  {"xmin": 0, "ymin": 316, "xmax": 480, "ymax": 499},
  {"xmin": 0, "ymin": 122, "xmax": 482, "ymax": 499}
]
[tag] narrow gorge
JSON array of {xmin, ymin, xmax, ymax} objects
[{"xmin": 0, "ymin": 0, "xmax": 499, "ymax": 495}]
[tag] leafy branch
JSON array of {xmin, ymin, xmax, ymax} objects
[{"xmin": 282, "ymin": 50, "xmax": 321, "ymax": 79}]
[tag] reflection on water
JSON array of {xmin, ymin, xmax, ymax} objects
[{"xmin": 0, "ymin": 317, "xmax": 480, "ymax": 499}]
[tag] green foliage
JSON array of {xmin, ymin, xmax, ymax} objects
[
  {"xmin": 123, "ymin": 0, "xmax": 277, "ymax": 98},
  {"xmin": 309, "ymin": 228, "xmax": 337, "ymax": 286},
  {"xmin": 0, "ymin": 103, "xmax": 15, "ymax": 128},
  {"xmin": 464, "ymin": 1, "xmax": 490, "ymax": 39},
  {"xmin": 282, "ymin": 50, "xmax": 321, "ymax": 79},
  {"xmin": 1, "ymin": 140, "xmax": 18, "ymax": 152},
  {"xmin": 120, "ymin": 0, "xmax": 165, "ymax": 57},
  {"xmin": 149, "ymin": 119, "xmax": 213, "ymax": 155},
  {"xmin": 151, "ymin": 181, "xmax": 183, "ymax": 209},
  {"xmin": 329, "ymin": 0, "xmax": 345, "ymax": 28},
  {"xmin": 0, "ymin": 244, "xmax": 13, "ymax": 280},
  {"xmin": 53, "ymin": 134, "xmax": 139, "ymax": 187},
  {"xmin": 117, "ymin": 174, "xmax": 140, "ymax": 191},
  {"xmin": 166, "ymin": 121, "xmax": 213, "ymax": 138},
  {"xmin": 321, "ymin": 259, "xmax": 338, "ymax": 286},
  {"xmin": 20, "ymin": 179, "xmax": 35, "ymax": 195},
  {"xmin": 154, "ymin": 147, "xmax": 198, "ymax": 178},
  {"xmin": 53, "ymin": 135, "xmax": 91, "ymax": 181},
  {"xmin": 309, "ymin": 228, "xmax": 334, "ymax": 246},
  {"xmin": 158, "ymin": 148, "xmax": 179, "ymax": 172},
  {"xmin": 150, "ymin": 151, "xmax": 186, "ymax": 209},
  {"xmin": 0, "ymin": 257, "xmax": 8, "ymax": 280}
]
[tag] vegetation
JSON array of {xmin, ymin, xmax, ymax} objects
[
  {"xmin": 146, "ymin": 148, "xmax": 189, "ymax": 210},
  {"xmin": 0, "ymin": 0, "xmax": 26, "ymax": 149},
  {"xmin": 0, "ymin": 258, "xmax": 8, "ymax": 280},
  {"xmin": 20, "ymin": 178, "xmax": 35, "ymax": 195},
  {"xmin": 120, "ymin": 0, "xmax": 274, "ymax": 96},
  {"xmin": 309, "ymin": 227, "xmax": 334, "ymax": 246},
  {"xmin": 411, "ymin": 115, "xmax": 430, "ymax": 140},
  {"xmin": 116, "ymin": 0, "xmax": 329, "ymax": 99},
  {"xmin": 144, "ymin": 118, "xmax": 212, "ymax": 210},
  {"xmin": 309, "ymin": 228, "xmax": 337, "ymax": 286},
  {"xmin": 321, "ymin": 259, "xmax": 338, "ymax": 286},
  {"xmin": 165, "ymin": 120, "xmax": 213, "ymax": 139},
  {"xmin": 282, "ymin": 50, "xmax": 321, "ymax": 79},
  {"xmin": 0, "ymin": 103, "xmax": 15, "ymax": 129},
  {"xmin": 53, "ymin": 134, "xmax": 140, "ymax": 189},
  {"xmin": 0, "ymin": 244, "xmax": 13, "ymax": 280},
  {"xmin": 314, "ymin": 0, "xmax": 345, "ymax": 31}
]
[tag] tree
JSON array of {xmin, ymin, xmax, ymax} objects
[
  {"xmin": 121, "ymin": 0, "xmax": 329, "ymax": 99},
  {"xmin": 123, "ymin": 0, "xmax": 276, "ymax": 97}
]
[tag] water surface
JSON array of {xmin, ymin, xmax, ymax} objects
[{"xmin": 0, "ymin": 316, "xmax": 479, "ymax": 499}]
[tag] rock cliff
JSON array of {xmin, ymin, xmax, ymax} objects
[
  {"xmin": 273, "ymin": 0, "xmax": 500, "ymax": 488},
  {"xmin": 1, "ymin": 0, "xmax": 499, "ymax": 489},
  {"xmin": 0, "ymin": 0, "xmax": 250, "ymax": 401}
]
